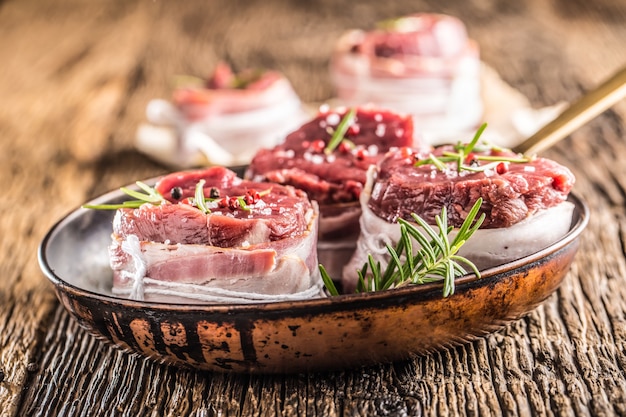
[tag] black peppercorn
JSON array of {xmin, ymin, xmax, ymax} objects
[
  {"xmin": 209, "ymin": 187, "xmax": 220, "ymax": 198},
  {"xmin": 170, "ymin": 187, "xmax": 183, "ymax": 200}
]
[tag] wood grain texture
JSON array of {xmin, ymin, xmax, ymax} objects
[{"xmin": 2, "ymin": 0, "xmax": 626, "ymax": 416}]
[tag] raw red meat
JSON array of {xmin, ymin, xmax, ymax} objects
[
  {"xmin": 247, "ymin": 106, "xmax": 414, "ymax": 201},
  {"xmin": 368, "ymin": 145, "xmax": 575, "ymax": 228}
]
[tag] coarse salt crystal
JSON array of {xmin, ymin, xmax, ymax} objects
[
  {"xmin": 326, "ymin": 113, "xmax": 341, "ymax": 125},
  {"xmin": 311, "ymin": 154, "xmax": 325, "ymax": 164}
]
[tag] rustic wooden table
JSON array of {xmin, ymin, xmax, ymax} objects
[{"xmin": 2, "ymin": 0, "xmax": 626, "ymax": 416}]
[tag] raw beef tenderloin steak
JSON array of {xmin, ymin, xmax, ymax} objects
[
  {"xmin": 343, "ymin": 144, "xmax": 576, "ymax": 292},
  {"xmin": 109, "ymin": 166, "xmax": 322, "ymax": 304},
  {"xmin": 330, "ymin": 13, "xmax": 482, "ymax": 139},
  {"xmin": 246, "ymin": 106, "xmax": 416, "ymax": 238}
]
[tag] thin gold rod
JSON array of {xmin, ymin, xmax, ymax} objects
[{"xmin": 513, "ymin": 65, "xmax": 626, "ymax": 155}]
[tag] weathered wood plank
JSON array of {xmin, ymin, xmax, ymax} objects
[{"xmin": 0, "ymin": 1, "xmax": 160, "ymax": 415}]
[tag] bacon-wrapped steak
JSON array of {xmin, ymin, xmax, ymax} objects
[
  {"xmin": 343, "ymin": 144, "xmax": 576, "ymax": 292},
  {"xmin": 330, "ymin": 13, "xmax": 482, "ymax": 140},
  {"xmin": 137, "ymin": 62, "xmax": 307, "ymax": 167},
  {"xmin": 109, "ymin": 166, "xmax": 321, "ymax": 304},
  {"xmin": 246, "ymin": 106, "xmax": 415, "ymax": 238}
]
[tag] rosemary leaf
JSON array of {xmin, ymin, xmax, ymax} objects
[
  {"xmin": 456, "ymin": 148, "xmax": 465, "ymax": 172},
  {"xmin": 461, "ymin": 123, "xmax": 488, "ymax": 155},
  {"xmin": 325, "ymin": 108, "xmax": 356, "ymax": 155},
  {"xmin": 434, "ymin": 210, "xmax": 451, "ymax": 255},
  {"xmin": 194, "ymin": 180, "xmax": 210, "ymax": 214},
  {"xmin": 452, "ymin": 254, "xmax": 480, "ymax": 277},
  {"xmin": 400, "ymin": 218, "xmax": 437, "ymax": 263},
  {"xmin": 415, "ymin": 154, "xmax": 457, "ymax": 168},
  {"xmin": 234, "ymin": 197, "xmax": 247, "ymax": 211},
  {"xmin": 475, "ymin": 155, "xmax": 530, "ymax": 163},
  {"xmin": 381, "ymin": 234, "xmax": 404, "ymax": 283},
  {"xmin": 427, "ymin": 153, "xmax": 448, "ymax": 171},
  {"xmin": 450, "ymin": 198, "xmax": 484, "ymax": 248},
  {"xmin": 83, "ymin": 181, "xmax": 165, "ymax": 210},
  {"xmin": 319, "ymin": 264, "xmax": 339, "ymax": 296},
  {"xmin": 120, "ymin": 186, "xmax": 157, "ymax": 203},
  {"xmin": 443, "ymin": 259, "xmax": 455, "ymax": 297},
  {"xmin": 357, "ymin": 270, "xmax": 368, "ymax": 293},
  {"xmin": 401, "ymin": 224, "xmax": 415, "ymax": 279},
  {"xmin": 82, "ymin": 201, "xmax": 146, "ymax": 210},
  {"xmin": 459, "ymin": 161, "xmax": 501, "ymax": 173},
  {"xmin": 368, "ymin": 253, "xmax": 381, "ymax": 291},
  {"xmin": 386, "ymin": 243, "xmax": 405, "ymax": 289},
  {"xmin": 410, "ymin": 211, "xmax": 447, "ymax": 256},
  {"xmin": 135, "ymin": 181, "xmax": 157, "ymax": 196}
]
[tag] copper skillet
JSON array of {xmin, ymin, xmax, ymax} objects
[{"xmin": 38, "ymin": 66, "xmax": 626, "ymax": 374}]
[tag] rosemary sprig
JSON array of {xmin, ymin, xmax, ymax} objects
[
  {"xmin": 325, "ymin": 108, "xmax": 356, "ymax": 155},
  {"xmin": 84, "ymin": 177, "xmax": 275, "ymax": 215},
  {"xmin": 320, "ymin": 198, "xmax": 485, "ymax": 297},
  {"xmin": 414, "ymin": 124, "xmax": 532, "ymax": 173},
  {"xmin": 82, "ymin": 181, "xmax": 166, "ymax": 210}
]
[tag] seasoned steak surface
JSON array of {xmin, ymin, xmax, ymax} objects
[
  {"xmin": 368, "ymin": 146, "xmax": 575, "ymax": 228},
  {"xmin": 246, "ymin": 107, "xmax": 414, "ymax": 205},
  {"xmin": 114, "ymin": 166, "xmax": 313, "ymax": 247}
]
